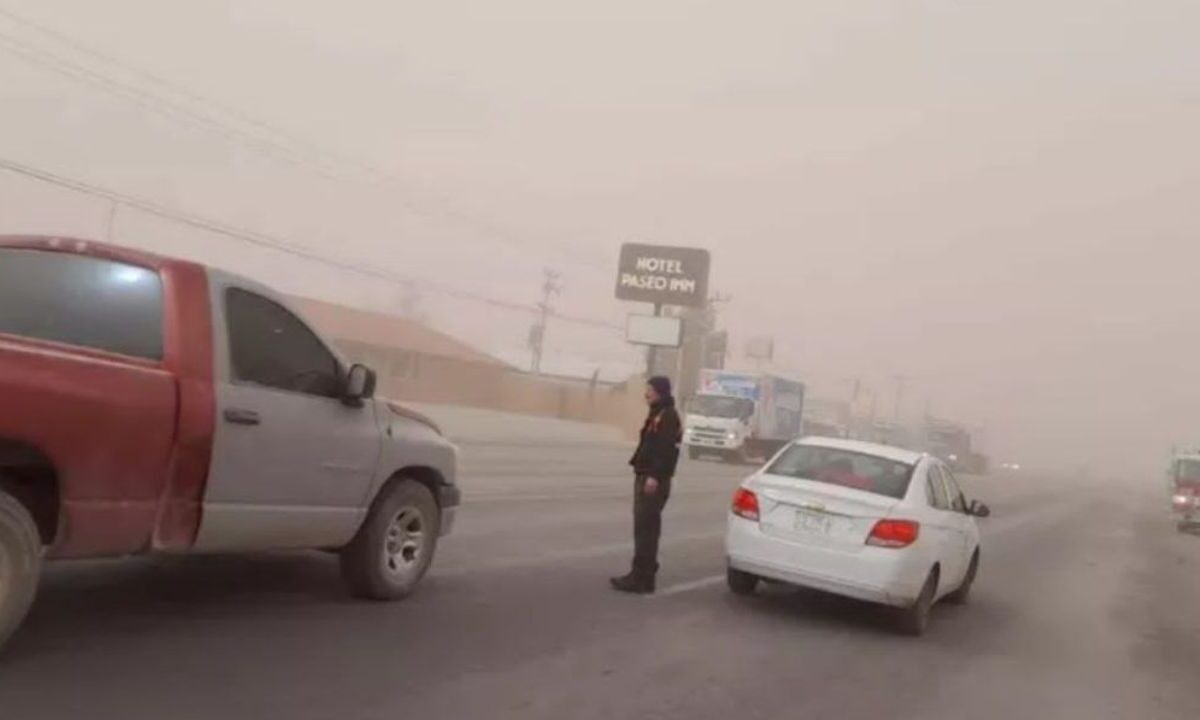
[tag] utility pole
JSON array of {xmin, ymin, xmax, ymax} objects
[
  {"xmin": 529, "ymin": 268, "xmax": 562, "ymax": 374},
  {"xmin": 398, "ymin": 280, "xmax": 426, "ymax": 323},
  {"xmin": 104, "ymin": 200, "xmax": 120, "ymax": 242}
]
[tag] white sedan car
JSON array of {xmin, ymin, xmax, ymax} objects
[{"xmin": 725, "ymin": 437, "xmax": 990, "ymax": 635}]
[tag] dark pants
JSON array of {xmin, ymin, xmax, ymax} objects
[{"xmin": 632, "ymin": 474, "xmax": 672, "ymax": 579}]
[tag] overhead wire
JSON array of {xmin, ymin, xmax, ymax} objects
[
  {"xmin": 0, "ymin": 154, "xmax": 624, "ymax": 331},
  {"xmin": 0, "ymin": 7, "xmax": 612, "ymax": 272}
]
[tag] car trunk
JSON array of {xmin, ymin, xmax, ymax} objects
[{"xmin": 753, "ymin": 473, "xmax": 900, "ymax": 552}]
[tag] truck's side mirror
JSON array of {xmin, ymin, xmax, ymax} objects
[{"xmin": 343, "ymin": 363, "xmax": 377, "ymax": 406}]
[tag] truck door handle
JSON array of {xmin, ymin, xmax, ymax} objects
[{"xmin": 223, "ymin": 408, "xmax": 261, "ymax": 426}]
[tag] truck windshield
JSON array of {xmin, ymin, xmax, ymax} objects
[
  {"xmin": 0, "ymin": 248, "xmax": 164, "ymax": 359},
  {"xmin": 690, "ymin": 395, "xmax": 753, "ymax": 419},
  {"xmin": 1175, "ymin": 459, "xmax": 1200, "ymax": 483}
]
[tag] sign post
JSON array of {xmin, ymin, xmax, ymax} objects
[
  {"xmin": 647, "ymin": 304, "xmax": 663, "ymax": 376},
  {"xmin": 615, "ymin": 243, "xmax": 712, "ymax": 378}
]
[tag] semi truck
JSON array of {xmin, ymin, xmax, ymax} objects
[{"xmin": 683, "ymin": 370, "xmax": 804, "ymax": 463}]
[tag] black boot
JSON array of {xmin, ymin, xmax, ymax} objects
[{"xmin": 610, "ymin": 572, "xmax": 655, "ymax": 595}]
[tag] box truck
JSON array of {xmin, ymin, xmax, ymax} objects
[{"xmin": 684, "ymin": 370, "xmax": 804, "ymax": 463}]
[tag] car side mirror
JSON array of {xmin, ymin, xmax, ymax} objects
[
  {"xmin": 343, "ymin": 363, "xmax": 377, "ymax": 406},
  {"xmin": 968, "ymin": 500, "xmax": 991, "ymax": 518}
]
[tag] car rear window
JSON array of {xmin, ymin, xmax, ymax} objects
[
  {"xmin": 765, "ymin": 444, "xmax": 916, "ymax": 499},
  {"xmin": 0, "ymin": 248, "xmax": 164, "ymax": 360}
]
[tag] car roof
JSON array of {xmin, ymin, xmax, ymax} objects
[{"xmin": 794, "ymin": 436, "xmax": 925, "ymax": 466}]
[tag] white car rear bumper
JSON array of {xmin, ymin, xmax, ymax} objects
[{"xmin": 726, "ymin": 515, "xmax": 928, "ymax": 607}]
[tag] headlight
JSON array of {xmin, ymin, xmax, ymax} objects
[
  {"xmin": 725, "ymin": 431, "xmax": 737, "ymax": 440},
  {"xmin": 1173, "ymin": 494, "xmax": 1193, "ymax": 507}
]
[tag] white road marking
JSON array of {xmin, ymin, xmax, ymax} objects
[{"xmin": 655, "ymin": 574, "xmax": 726, "ymax": 597}]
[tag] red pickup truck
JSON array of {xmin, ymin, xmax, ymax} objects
[{"xmin": 0, "ymin": 236, "xmax": 461, "ymax": 649}]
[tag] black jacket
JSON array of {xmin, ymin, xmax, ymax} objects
[{"xmin": 629, "ymin": 398, "xmax": 682, "ymax": 479}]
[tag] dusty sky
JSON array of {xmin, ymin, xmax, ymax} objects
[{"xmin": 2, "ymin": 0, "xmax": 1199, "ymax": 474}]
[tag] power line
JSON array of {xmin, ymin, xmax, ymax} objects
[
  {"xmin": 0, "ymin": 154, "xmax": 624, "ymax": 332},
  {"xmin": 0, "ymin": 8, "xmax": 612, "ymax": 272}
]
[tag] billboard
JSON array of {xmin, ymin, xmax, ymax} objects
[
  {"xmin": 625, "ymin": 314, "xmax": 683, "ymax": 348},
  {"xmin": 615, "ymin": 243, "xmax": 711, "ymax": 308}
]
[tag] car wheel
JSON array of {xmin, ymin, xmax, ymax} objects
[
  {"xmin": 0, "ymin": 489, "xmax": 42, "ymax": 651},
  {"xmin": 687, "ymin": 447, "xmax": 701, "ymax": 461},
  {"xmin": 897, "ymin": 568, "xmax": 938, "ymax": 636},
  {"xmin": 727, "ymin": 566, "xmax": 759, "ymax": 596},
  {"xmin": 341, "ymin": 479, "xmax": 440, "ymax": 601},
  {"xmin": 945, "ymin": 551, "xmax": 979, "ymax": 605}
]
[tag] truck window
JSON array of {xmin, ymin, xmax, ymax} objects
[
  {"xmin": 1175, "ymin": 459, "xmax": 1200, "ymax": 483},
  {"xmin": 691, "ymin": 395, "xmax": 753, "ymax": 419},
  {"xmin": 225, "ymin": 288, "xmax": 342, "ymax": 399},
  {"xmin": 0, "ymin": 248, "xmax": 163, "ymax": 359}
]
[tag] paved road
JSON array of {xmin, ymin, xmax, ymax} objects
[{"xmin": 1, "ymin": 444, "xmax": 1197, "ymax": 719}]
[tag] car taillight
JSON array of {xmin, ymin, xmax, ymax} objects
[
  {"xmin": 732, "ymin": 488, "xmax": 760, "ymax": 521},
  {"xmin": 867, "ymin": 519, "xmax": 920, "ymax": 548}
]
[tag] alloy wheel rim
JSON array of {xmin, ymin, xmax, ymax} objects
[{"xmin": 383, "ymin": 506, "xmax": 426, "ymax": 580}]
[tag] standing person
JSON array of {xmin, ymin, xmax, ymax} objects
[{"xmin": 611, "ymin": 376, "xmax": 682, "ymax": 594}]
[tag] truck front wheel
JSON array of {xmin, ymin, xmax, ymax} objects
[
  {"xmin": 0, "ymin": 489, "xmax": 42, "ymax": 651},
  {"xmin": 341, "ymin": 479, "xmax": 440, "ymax": 601}
]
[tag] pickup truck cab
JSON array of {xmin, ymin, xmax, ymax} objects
[{"xmin": 0, "ymin": 237, "xmax": 460, "ymax": 648}]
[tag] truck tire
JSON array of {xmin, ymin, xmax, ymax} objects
[
  {"xmin": 0, "ymin": 489, "xmax": 42, "ymax": 651},
  {"xmin": 341, "ymin": 479, "xmax": 440, "ymax": 601}
]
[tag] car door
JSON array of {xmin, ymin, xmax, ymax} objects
[
  {"xmin": 195, "ymin": 283, "xmax": 382, "ymax": 552},
  {"xmin": 921, "ymin": 462, "xmax": 965, "ymax": 591},
  {"xmin": 939, "ymin": 467, "xmax": 978, "ymax": 575}
]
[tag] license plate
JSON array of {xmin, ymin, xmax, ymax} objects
[{"xmin": 794, "ymin": 509, "xmax": 832, "ymax": 535}]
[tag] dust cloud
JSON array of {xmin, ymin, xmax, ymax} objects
[{"xmin": 2, "ymin": 0, "xmax": 1198, "ymax": 477}]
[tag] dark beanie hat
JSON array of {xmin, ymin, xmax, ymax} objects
[{"xmin": 647, "ymin": 376, "xmax": 673, "ymax": 398}]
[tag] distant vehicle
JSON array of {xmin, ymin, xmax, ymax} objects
[
  {"xmin": 724, "ymin": 438, "xmax": 990, "ymax": 635},
  {"xmin": 924, "ymin": 420, "xmax": 989, "ymax": 475},
  {"xmin": 800, "ymin": 396, "xmax": 851, "ymax": 440},
  {"xmin": 684, "ymin": 370, "xmax": 804, "ymax": 463},
  {"xmin": 0, "ymin": 237, "xmax": 461, "ymax": 650},
  {"xmin": 1167, "ymin": 452, "xmax": 1200, "ymax": 532}
]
